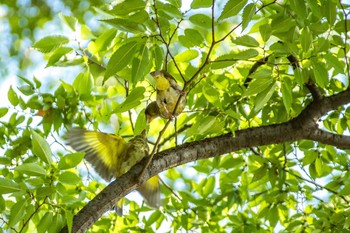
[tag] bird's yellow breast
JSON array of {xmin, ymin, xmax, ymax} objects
[{"xmin": 155, "ymin": 75, "xmax": 170, "ymax": 91}]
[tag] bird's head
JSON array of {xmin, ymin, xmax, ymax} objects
[{"xmin": 150, "ymin": 70, "xmax": 170, "ymax": 91}]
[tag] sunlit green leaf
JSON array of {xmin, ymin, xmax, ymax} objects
[
  {"xmin": 281, "ymin": 79, "xmax": 292, "ymax": 113},
  {"xmin": 242, "ymin": 3, "xmax": 256, "ymax": 31},
  {"xmin": 203, "ymin": 176, "xmax": 215, "ymax": 196},
  {"xmin": 312, "ymin": 60, "xmax": 329, "ymax": 88},
  {"xmin": 0, "ymin": 178, "xmax": 22, "ymax": 194},
  {"xmin": 289, "ymin": 0, "xmax": 307, "ymax": 20},
  {"xmin": 189, "ymin": 14, "xmax": 211, "ymax": 28},
  {"xmin": 60, "ymin": 14, "xmax": 77, "ymax": 31},
  {"xmin": 232, "ymin": 35, "xmax": 259, "ymax": 47},
  {"xmin": 132, "ymin": 45, "xmax": 150, "ymax": 83},
  {"xmin": 102, "ymin": 18, "xmax": 146, "ymax": 33},
  {"xmin": 0, "ymin": 108, "xmax": 8, "ymax": 118},
  {"xmin": 105, "ymin": 41, "xmax": 138, "ymax": 79},
  {"xmin": 47, "ymin": 47, "xmax": 73, "ymax": 67},
  {"xmin": 73, "ymin": 72, "xmax": 94, "ymax": 100},
  {"xmin": 8, "ymin": 86, "xmax": 19, "ymax": 106},
  {"xmin": 191, "ymin": 0, "xmax": 212, "ymax": 9},
  {"xmin": 59, "ymin": 171, "xmax": 81, "ymax": 185},
  {"xmin": 110, "ymin": 0, "xmax": 146, "ymax": 15},
  {"xmin": 31, "ymin": 130, "xmax": 53, "ymax": 164},
  {"xmin": 32, "ymin": 35, "xmax": 69, "ymax": 53},
  {"xmin": 254, "ymin": 81, "xmax": 277, "ymax": 112},
  {"xmin": 15, "ymin": 163, "xmax": 47, "ymax": 176},
  {"xmin": 114, "ymin": 87, "xmax": 145, "ymax": 113},
  {"xmin": 174, "ymin": 50, "xmax": 199, "ymax": 62},
  {"xmin": 8, "ymin": 199, "xmax": 27, "ymax": 228},
  {"xmin": 219, "ymin": 0, "xmax": 248, "ymax": 20},
  {"xmin": 300, "ymin": 27, "xmax": 313, "ymax": 51},
  {"xmin": 94, "ymin": 28, "xmax": 117, "ymax": 52},
  {"xmin": 58, "ymin": 152, "xmax": 85, "ymax": 170},
  {"xmin": 259, "ymin": 23, "xmax": 272, "ymax": 42},
  {"xmin": 243, "ymin": 70, "xmax": 273, "ymax": 96}
]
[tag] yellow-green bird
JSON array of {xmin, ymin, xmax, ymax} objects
[
  {"xmin": 150, "ymin": 70, "xmax": 186, "ymax": 119},
  {"xmin": 145, "ymin": 101, "xmax": 161, "ymax": 123},
  {"xmin": 65, "ymin": 128, "xmax": 160, "ymax": 215}
]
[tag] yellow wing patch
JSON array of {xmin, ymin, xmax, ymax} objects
[{"xmin": 65, "ymin": 128, "xmax": 127, "ymax": 181}]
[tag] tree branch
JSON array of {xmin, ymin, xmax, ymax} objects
[{"xmin": 60, "ymin": 88, "xmax": 350, "ymax": 233}]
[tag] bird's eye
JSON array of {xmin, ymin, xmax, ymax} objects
[{"xmin": 163, "ymin": 99, "xmax": 167, "ymax": 104}]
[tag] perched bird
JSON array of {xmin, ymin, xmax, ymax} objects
[
  {"xmin": 65, "ymin": 128, "xmax": 160, "ymax": 215},
  {"xmin": 150, "ymin": 70, "xmax": 186, "ymax": 119},
  {"xmin": 145, "ymin": 101, "xmax": 161, "ymax": 123}
]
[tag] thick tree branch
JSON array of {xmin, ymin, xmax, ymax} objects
[{"xmin": 60, "ymin": 88, "xmax": 350, "ymax": 233}]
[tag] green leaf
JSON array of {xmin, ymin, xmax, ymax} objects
[
  {"xmin": 151, "ymin": 45, "xmax": 165, "ymax": 70},
  {"xmin": 232, "ymin": 35, "xmax": 259, "ymax": 47},
  {"xmin": 302, "ymin": 150, "xmax": 317, "ymax": 166},
  {"xmin": 167, "ymin": 0, "xmax": 182, "ymax": 8},
  {"xmin": 59, "ymin": 171, "xmax": 81, "ymax": 185},
  {"xmin": 254, "ymin": 81, "xmax": 277, "ymax": 112},
  {"xmin": 0, "ymin": 178, "xmax": 22, "ymax": 194},
  {"xmin": 243, "ymin": 69, "xmax": 273, "ymax": 96},
  {"xmin": 65, "ymin": 209, "xmax": 74, "ymax": 233},
  {"xmin": 101, "ymin": 18, "xmax": 146, "ymax": 33},
  {"xmin": 73, "ymin": 72, "xmax": 94, "ymax": 100},
  {"xmin": 47, "ymin": 47, "xmax": 73, "ymax": 67},
  {"xmin": 281, "ymin": 79, "xmax": 292, "ymax": 113},
  {"xmin": 334, "ymin": 20, "xmax": 350, "ymax": 34},
  {"xmin": 339, "ymin": 184, "xmax": 350, "ymax": 195},
  {"xmin": 212, "ymin": 49, "xmax": 259, "ymax": 69},
  {"xmin": 59, "ymin": 14, "xmax": 77, "ymax": 31},
  {"xmin": 37, "ymin": 213, "xmax": 53, "ymax": 233},
  {"xmin": 203, "ymin": 85, "xmax": 220, "ymax": 104},
  {"xmin": 105, "ymin": 41, "xmax": 138, "ymax": 79},
  {"xmin": 294, "ymin": 67, "xmax": 306, "ymax": 85},
  {"xmin": 132, "ymin": 45, "xmax": 150, "ymax": 83},
  {"xmin": 179, "ymin": 29, "xmax": 205, "ymax": 47},
  {"xmin": 134, "ymin": 109, "xmax": 147, "ymax": 135},
  {"xmin": 312, "ymin": 61, "xmax": 329, "ymax": 88},
  {"xmin": 18, "ymin": 75, "xmax": 35, "ymax": 88},
  {"xmin": 259, "ymin": 23, "xmax": 272, "ymax": 42},
  {"xmin": 219, "ymin": 0, "xmax": 247, "ymax": 20},
  {"xmin": 322, "ymin": 0, "xmax": 336, "ymax": 25},
  {"xmin": 18, "ymin": 85, "xmax": 35, "ymax": 96},
  {"xmin": 191, "ymin": 0, "xmax": 212, "ymax": 9},
  {"xmin": 324, "ymin": 54, "xmax": 345, "ymax": 74},
  {"xmin": 114, "ymin": 87, "xmax": 145, "ymax": 113},
  {"xmin": 8, "ymin": 199, "xmax": 27, "ymax": 228},
  {"xmin": 8, "ymin": 86, "xmax": 19, "ymax": 106},
  {"xmin": 174, "ymin": 49, "xmax": 199, "ymax": 62},
  {"xmin": 110, "ymin": 0, "xmax": 146, "ymax": 16},
  {"xmin": 242, "ymin": 3, "xmax": 256, "ymax": 31},
  {"xmin": 15, "ymin": 163, "xmax": 47, "ymax": 176},
  {"xmin": 300, "ymin": 27, "xmax": 312, "ymax": 51},
  {"xmin": 0, "ymin": 108, "xmax": 8, "ymax": 118},
  {"xmin": 189, "ymin": 14, "xmax": 211, "ymax": 28},
  {"xmin": 94, "ymin": 28, "xmax": 117, "ymax": 52},
  {"xmin": 289, "ymin": 0, "xmax": 307, "ymax": 20},
  {"xmin": 147, "ymin": 210, "xmax": 162, "ymax": 226},
  {"xmin": 58, "ymin": 152, "xmax": 85, "ymax": 170},
  {"xmin": 157, "ymin": 3, "xmax": 182, "ymax": 19},
  {"xmin": 252, "ymin": 164, "xmax": 268, "ymax": 182},
  {"xmin": 267, "ymin": 205, "xmax": 279, "ymax": 227},
  {"xmin": 31, "ymin": 130, "xmax": 53, "ymax": 164},
  {"xmin": 32, "ymin": 35, "xmax": 69, "ymax": 53},
  {"xmin": 315, "ymin": 157, "xmax": 323, "ymax": 177},
  {"xmin": 203, "ymin": 176, "xmax": 215, "ymax": 197}
]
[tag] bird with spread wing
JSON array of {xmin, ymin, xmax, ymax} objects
[{"xmin": 65, "ymin": 128, "xmax": 160, "ymax": 215}]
